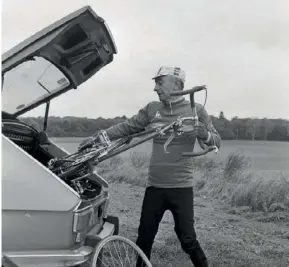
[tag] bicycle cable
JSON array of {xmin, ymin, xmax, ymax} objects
[{"xmin": 203, "ymin": 86, "xmax": 207, "ymax": 109}]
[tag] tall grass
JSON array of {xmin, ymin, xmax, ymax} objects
[
  {"xmin": 193, "ymin": 152, "xmax": 289, "ymax": 213},
  {"xmin": 97, "ymin": 150, "xmax": 289, "ymax": 213}
]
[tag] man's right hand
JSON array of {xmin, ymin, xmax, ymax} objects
[
  {"xmin": 78, "ymin": 130, "xmax": 110, "ymax": 151},
  {"xmin": 78, "ymin": 136, "xmax": 96, "ymax": 151}
]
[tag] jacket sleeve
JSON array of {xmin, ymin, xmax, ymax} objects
[
  {"xmin": 197, "ymin": 105, "xmax": 221, "ymax": 149},
  {"xmin": 103, "ymin": 104, "xmax": 151, "ymax": 140}
]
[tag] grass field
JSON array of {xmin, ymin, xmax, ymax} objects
[
  {"xmin": 53, "ymin": 137, "xmax": 289, "ymax": 266},
  {"xmin": 52, "ymin": 137, "xmax": 289, "ymax": 174}
]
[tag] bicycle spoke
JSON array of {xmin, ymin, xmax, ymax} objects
[
  {"xmin": 97, "ymin": 257, "xmax": 111, "ymax": 267},
  {"xmin": 121, "ymin": 240, "xmax": 133, "ymax": 267},
  {"xmin": 115, "ymin": 240, "xmax": 126, "ymax": 267},
  {"xmin": 123, "ymin": 240, "xmax": 133, "ymax": 266},
  {"xmin": 112, "ymin": 240, "xmax": 124, "ymax": 266},
  {"xmin": 102, "ymin": 246, "xmax": 119, "ymax": 267},
  {"xmin": 131, "ymin": 244, "xmax": 138, "ymax": 266}
]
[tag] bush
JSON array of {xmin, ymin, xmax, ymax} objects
[
  {"xmin": 230, "ymin": 173, "xmax": 289, "ymax": 212},
  {"xmin": 223, "ymin": 151, "xmax": 251, "ymax": 180}
]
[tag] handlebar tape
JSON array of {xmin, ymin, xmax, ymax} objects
[
  {"xmin": 169, "ymin": 85, "xmax": 206, "ymax": 96},
  {"xmin": 181, "ymin": 146, "xmax": 216, "ymax": 157}
]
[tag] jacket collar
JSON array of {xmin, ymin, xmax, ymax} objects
[{"xmin": 162, "ymin": 97, "xmax": 186, "ymax": 107}]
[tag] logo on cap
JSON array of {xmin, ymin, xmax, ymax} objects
[{"xmin": 173, "ymin": 67, "xmax": 181, "ymax": 75}]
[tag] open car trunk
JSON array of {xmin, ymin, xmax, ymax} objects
[
  {"xmin": 2, "ymin": 5, "xmax": 117, "ymax": 116},
  {"xmin": 2, "ymin": 6, "xmax": 117, "ymax": 255}
]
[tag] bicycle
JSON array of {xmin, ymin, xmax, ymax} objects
[{"xmin": 47, "ymin": 85, "xmax": 218, "ymax": 267}]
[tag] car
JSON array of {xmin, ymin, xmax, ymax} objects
[{"xmin": 1, "ymin": 6, "xmax": 120, "ymax": 267}]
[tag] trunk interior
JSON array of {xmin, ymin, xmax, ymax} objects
[{"xmin": 1, "ymin": 113, "xmax": 103, "ymax": 200}]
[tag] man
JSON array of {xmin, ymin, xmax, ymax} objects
[{"xmin": 79, "ymin": 66, "xmax": 221, "ymax": 267}]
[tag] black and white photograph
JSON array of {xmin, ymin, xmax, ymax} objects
[{"xmin": 1, "ymin": 1, "xmax": 289, "ymax": 266}]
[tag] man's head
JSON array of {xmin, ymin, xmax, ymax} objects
[{"xmin": 152, "ymin": 66, "xmax": 185, "ymax": 102}]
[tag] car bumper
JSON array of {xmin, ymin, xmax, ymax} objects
[
  {"xmin": 2, "ymin": 220, "xmax": 118, "ymax": 267},
  {"xmin": 84, "ymin": 220, "xmax": 116, "ymax": 247}
]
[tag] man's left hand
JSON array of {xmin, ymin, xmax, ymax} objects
[{"xmin": 194, "ymin": 122, "xmax": 209, "ymax": 141}]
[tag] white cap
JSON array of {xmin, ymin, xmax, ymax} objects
[{"xmin": 152, "ymin": 66, "xmax": 186, "ymax": 82}]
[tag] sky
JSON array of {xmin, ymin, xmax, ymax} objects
[{"xmin": 1, "ymin": 0, "xmax": 289, "ymax": 120}]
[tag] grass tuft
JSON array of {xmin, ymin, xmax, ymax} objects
[{"xmin": 223, "ymin": 151, "xmax": 251, "ymax": 180}]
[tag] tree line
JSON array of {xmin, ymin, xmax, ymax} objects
[{"xmin": 20, "ymin": 112, "xmax": 289, "ymax": 141}]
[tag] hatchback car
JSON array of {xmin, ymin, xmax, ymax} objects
[{"xmin": 2, "ymin": 6, "xmax": 120, "ymax": 267}]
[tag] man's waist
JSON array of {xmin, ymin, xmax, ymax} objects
[
  {"xmin": 147, "ymin": 165, "xmax": 194, "ymax": 188},
  {"xmin": 148, "ymin": 161, "xmax": 194, "ymax": 180}
]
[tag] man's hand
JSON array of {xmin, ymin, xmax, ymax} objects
[
  {"xmin": 194, "ymin": 122, "xmax": 209, "ymax": 141},
  {"xmin": 78, "ymin": 130, "xmax": 110, "ymax": 151},
  {"xmin": 78, "ymin": 136, "xmax": 96, "ymax": 151}
]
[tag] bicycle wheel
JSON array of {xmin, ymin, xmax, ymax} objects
[{"xmin": 89, "ymin": 235, "xmax": 153, "ymax": 267}]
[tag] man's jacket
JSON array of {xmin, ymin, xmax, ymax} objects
[{"xmin": 105, "ymin": 98, "xmax": 221, "ymax": 188}]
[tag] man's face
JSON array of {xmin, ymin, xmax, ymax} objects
[{"xmin": 153, "ymin": 76, "xmax": 176, "ymax": 102}]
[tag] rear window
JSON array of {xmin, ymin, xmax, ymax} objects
[{"xmin": 2, "ymin": 56, "xmax": 70, "ymax": 115}]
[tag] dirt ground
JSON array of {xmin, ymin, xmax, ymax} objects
[{"xmin": 107, "ymin": 182, "xmax": 289, "ymax": 267}]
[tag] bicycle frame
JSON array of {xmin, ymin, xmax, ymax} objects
[{"xmin": 48, "ymin": 85, "xmax": 219, "ymax": 180}]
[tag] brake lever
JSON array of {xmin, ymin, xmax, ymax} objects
[
  {"xmin": 164, "ymin": 131, "xmax": 176, "ymax": 153},
  {"xmin": 162, "ymin": 117, "xmax": 185, "ymax": 153},
  {"xmin": 162, "ymin": 115, "xmax": 202, "ymax": 154}
]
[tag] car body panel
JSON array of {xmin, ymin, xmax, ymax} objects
[
  {"xmin": 2, "ymin": 221, "xmax": 115, "ymax": 267},
  {"xmin": 2, "ymin": 135, "xmax": 80, "ymax": 211}
]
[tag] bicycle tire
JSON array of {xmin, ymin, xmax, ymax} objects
[{"xmin": 89, "ymin": 235, "xmax": 152, "ymax": 267}]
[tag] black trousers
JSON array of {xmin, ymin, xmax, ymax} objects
[{"xmin": 135, "ymin": 186, "xmax": 208, "ymax": 267}]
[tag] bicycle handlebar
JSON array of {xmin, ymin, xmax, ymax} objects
[
  {"xmin": 169, "ymin": 85, "xmax": 207, "ymax": 96},
  {"xmin": 181, "ymin": 145, "xmax": 217, "ymax": 157}
]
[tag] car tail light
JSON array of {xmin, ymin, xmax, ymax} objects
[
  {"xmin": 73, "ymin": 206, "xmax": 94, "ymax": 242},
  {"xmin": 73, "ymin": 198, "xmax": 107, "ymax": 243}
]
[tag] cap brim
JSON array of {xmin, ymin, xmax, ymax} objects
[{"xmin": 152, "ymin": 75, "xmax": 166, "ymax": 80}]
